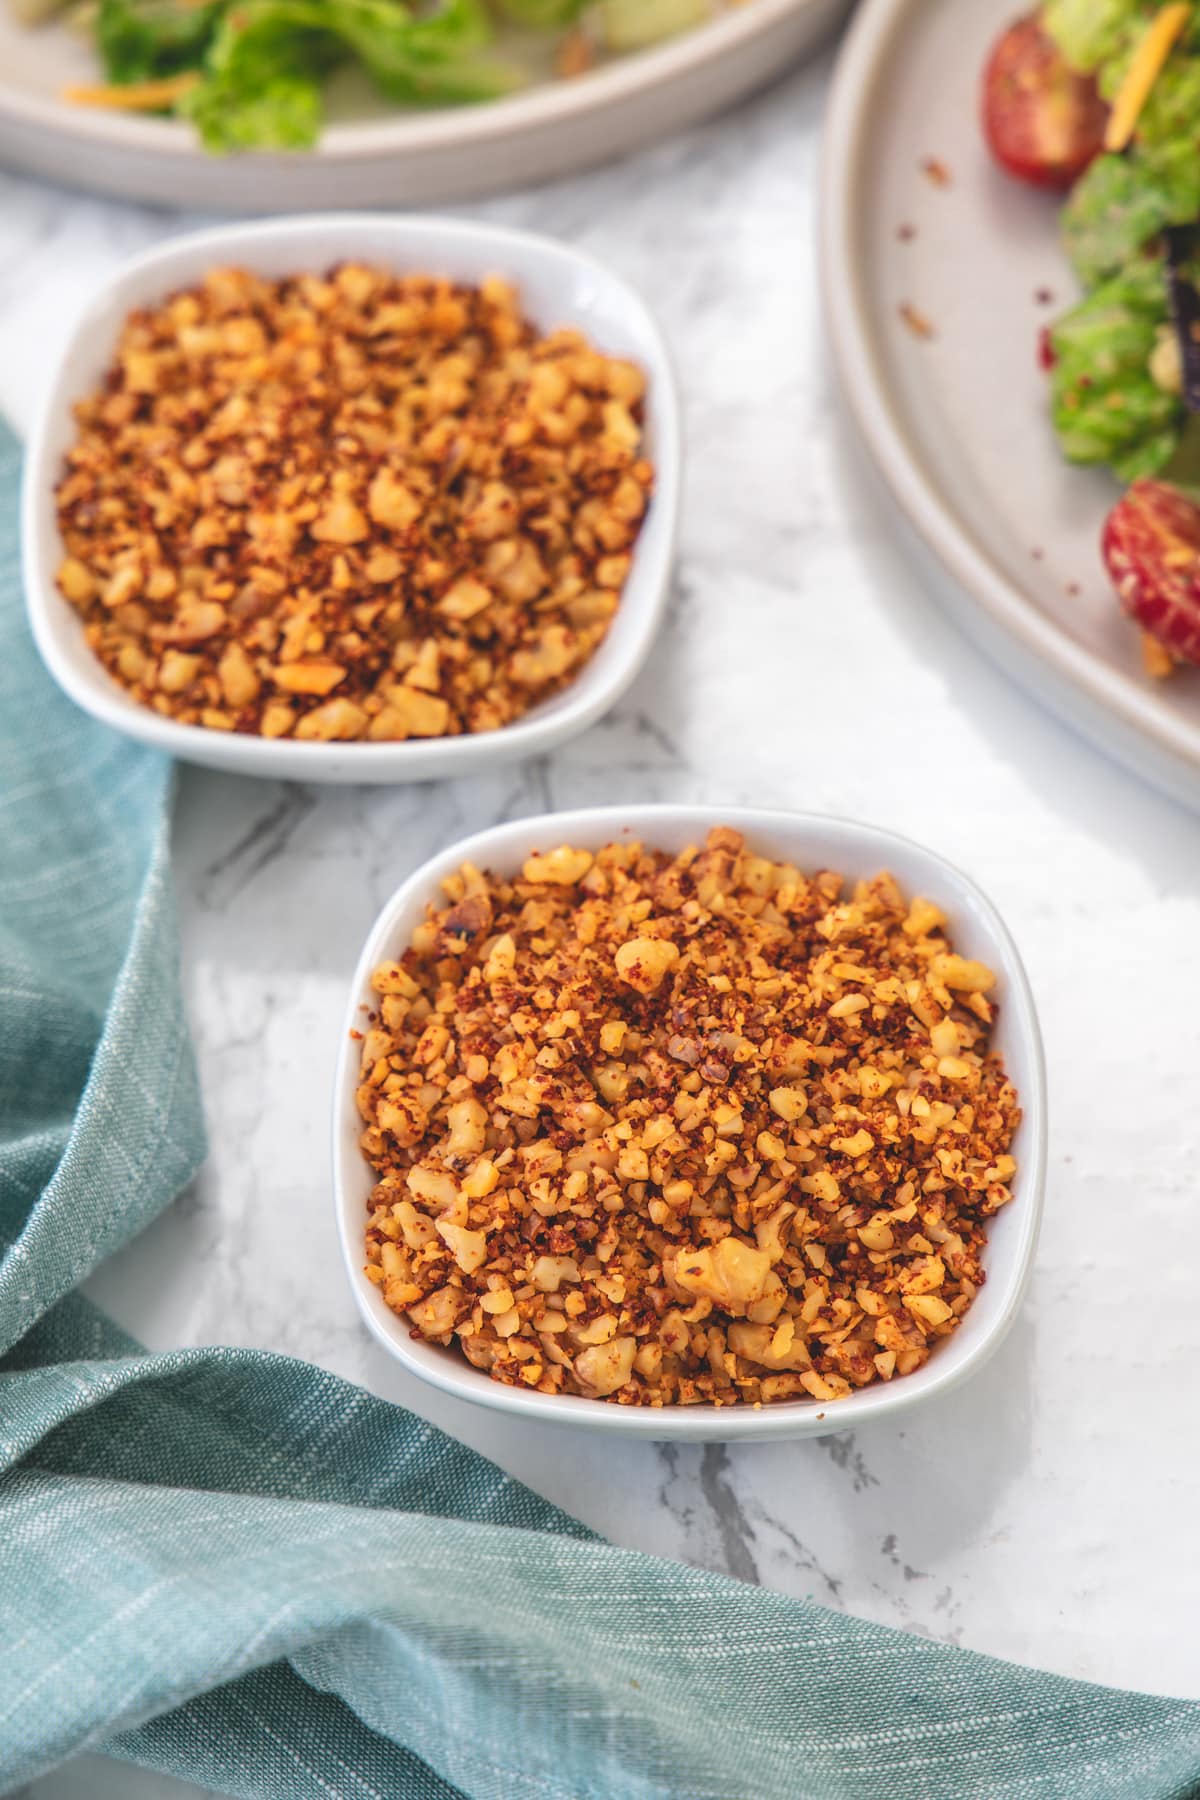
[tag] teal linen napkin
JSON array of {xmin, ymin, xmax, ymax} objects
[{"xmin": 4, "ymin": 416, "xmax": 1200, "ymax": 1800}]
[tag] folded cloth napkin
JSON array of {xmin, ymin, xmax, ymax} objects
[{"xmin": 3, "ymin": 419, "xmax": 1200, "ymax": 1800}]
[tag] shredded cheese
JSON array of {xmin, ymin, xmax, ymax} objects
[
  {"xmin": 1141, "ymin": 630, "xmax": 1176, "ymax": 678},
  {"xmin": 1104, "ymin": 3, "xmax": 1192, "ymax": 153},
  {"xmin": 62, "ymin": 73, "xmax": 200, "ymax": 111}
]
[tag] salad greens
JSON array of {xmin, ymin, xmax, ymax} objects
[
  {"xmin": 984, "ymin": 4, "xmax": 1200, "ymax": 664},
  {"xmin": 1057, "ymin": 17, "xmax": 1200, "ymax": 285},
  {"xmin": 1043, "ymin": 0, "xmax": 1200, "ymax": 78},
  {"xmin": 1041, "ymin": 0, "xmax": 1150, "ymax": 73},
  {"xmin": 96, "ymin": 0, "xmax": 522, "ymax": 143},
  {"xmin": 1049, "ymin": 253, "xmax": 1186, "ymax": 479},
  {"xmin": 72, "ymin": 0, "xmax": 724, "ymax": 152},
  {"xmin": 1038, "ymin": 3, "xmax": 1200, "ymax": 481},
  {"xmin": 97, "ymin": 0, "xmax": 224, "ymax": 83},
  {"xmin": 1062, "ymin": 148, "xmax": 1200, "ymax": 285}
]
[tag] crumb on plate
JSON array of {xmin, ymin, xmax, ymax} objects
[
  {"xmin": 555, "ymin": 28, "xmax": 595, "ymax": 78},
  {"xmin": 899, "ymin": 302, "xmax": 936, "ymax": 340}
]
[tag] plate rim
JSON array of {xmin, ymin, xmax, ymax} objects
[
  {"xmin": 819, "ymin": 0, "xmax": 1200, "ymax": 785},
  {"xmin": 0, "ymin": 0, "xmax": 826, "ymax": 160}
]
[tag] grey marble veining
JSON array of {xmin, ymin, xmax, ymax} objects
[{"xmin": 9, "ymin": 46, "xmax": 1200, "ymax": 1800}]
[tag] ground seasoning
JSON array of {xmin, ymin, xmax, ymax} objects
[
  {"xmin": 359, "ymin": 828, "xmax": 1021, "ymax": 1408},
  {"xmin": 55, "ymin": 264, "xmax": 652, "ymax": 742}
]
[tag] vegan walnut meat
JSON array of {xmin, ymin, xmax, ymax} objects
[
  {"xmin": 54, "ymin": 264, "xmax": 653, "ymax": 742},
  {"xmin": 358, "ymin": 829, "xmax": 1021, "ymax": 1408}
]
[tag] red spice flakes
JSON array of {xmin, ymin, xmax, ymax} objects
[
  {"xmin": 1038, "ymin": 326, "xmax": 1057, "ymax": 371},
  {"xmin": 1034, "ymin": 287, "xmax": 1055, "ymax": 305},
  {"xmin": 920, "ymin": 157, "xmax": 952, "ymax": 187},
  {"xmin": 897, "ymin": 223, "xmax": 918, "ymax": 243}
]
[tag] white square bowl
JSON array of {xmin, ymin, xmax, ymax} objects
[
  {"xmin": 21, "ymin": 214, "xmax": 681, "ymax": 784},
  {"xmin": 333, "ymin": 805, "xmax": 1047, "ymax": 1442}
]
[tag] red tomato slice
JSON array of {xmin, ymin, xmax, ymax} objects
[
  {"xmin": 981, "ymin": 12, "xmax": 1108, "ymax": 190},
  {"xmin": 1103, "ymin": 480, "xmax": 1200, "ymax": 665}
]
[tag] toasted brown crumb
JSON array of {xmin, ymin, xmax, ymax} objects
[
  {"xmin": 556, "ymin": 28, "xmax": 595, "ymax": 78},
  {"xmin": 359, "ymin": 829, "xmax": 1021, "ymax": 1409},
  {"xmin": 55, "ymin": 264, "xmax": 653, "ymax": 743},
  {"xmin": 899, "ymin": 302, "xmax": 936, "ymax": 340},
  {"xmin": 920, "ymin": 156, "xmax": 952, "ymax": 187}
]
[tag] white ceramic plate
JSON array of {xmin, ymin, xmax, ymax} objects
[
  {"xmin": 0, "ymin": 0, "xmax": 849, "ymax": 211},
  {"xmin": 822, "ymin": 0, "xmax": 1200, "ymax": 810},
  {"xmin": 22, "ymin": 213, "xmax": 681, "ymax": 784},
  {"xmin": 333, "ymin": 804, "xmax": 1047, "ymax": 1442}
]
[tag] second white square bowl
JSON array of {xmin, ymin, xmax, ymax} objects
[
  {"xmin": 22, "ymin": 214, "xmax": 681, "ymax": 783},
  {"xmin": 333, "ymin": 805, "xmax": 1047, "ymax": 1442}
]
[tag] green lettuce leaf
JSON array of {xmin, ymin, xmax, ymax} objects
[
  {"xmin": 1127, "ymin": 45, "xmax": 1200, "ymax": 145},
  {"xmin": 347, "ymin": 0, "xmax": 519, "ymax": 103},
  {"xmin": 1062, "ymin": 148, "xmax": 1200, "ymax": 286},
  {"xmin": 1035, "ymin": 3, "xmax": 1200, "ymax": 310},
  {"xmin": 1093, "ymin": 15, "xmax": 1200, "ymax": 99},
  {"xmin": 184, "ymin": 70, "xmax": 324, "ymax": 152},
  {"xmin": 183, "ymin": 0, "xmax": 521, "ymax": 151},
  {"xmin": 97, "ymin": 0, "xmax": 222, "ymax": 82},
  {"xmin": 180, "ymin": 25, "xmax": 326, "ymax": 151},
  {"xmin": 1043, "ymin": 0, "xmax": 1200, "ymax": 73},
  {"xmin": 1041, "ymin": 0, "xmax": 1141, "ymax": 72},
  {"xmin": 1048, "ymin": 252, "xmax": 1185, "ymax": 480}
]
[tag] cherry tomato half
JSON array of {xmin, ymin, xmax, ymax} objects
[
  {"xmin": 1103, "ymin": 479, "xmax": 1200, "ymax": 666},
  {"xmin": 982, "ymin": 12, "xmax": 1108, "ymax": 191}
]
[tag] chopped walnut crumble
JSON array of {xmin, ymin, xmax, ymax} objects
[
  {"xmin": 55, "ymin": 264, "xmax": 653, "ymax": 742},
  {"xmin": 359, "ymin": 828, "xmax": 1021, "ymax": 1408}
]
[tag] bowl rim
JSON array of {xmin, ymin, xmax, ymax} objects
[
  {"xmin": 0, "ymin": 0, "xmax": 827, "ymax": 159},
  {"xmin": 818, "ymin": 0, "xmax": 1200, "ymax": 798},
  {"xmin": 332, "ymin": 802, "xmax": 1048, "ymax": 1440},
  {"xmin": 21, "ymin": 212, "xmax": 682, "ymax": 780}
]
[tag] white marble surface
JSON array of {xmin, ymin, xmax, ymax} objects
[{"xmin": 9, "ymin": 39, "xmax": 1200, "ymax": 1800}]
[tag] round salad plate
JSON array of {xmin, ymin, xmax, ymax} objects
[
  {"xmin": 0, "ymin": 0, "xmax": 849, "ymax": 212},
  {"xmin": 822, "ymin": 0, "xmax": 1200, "ymax": 811}
]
